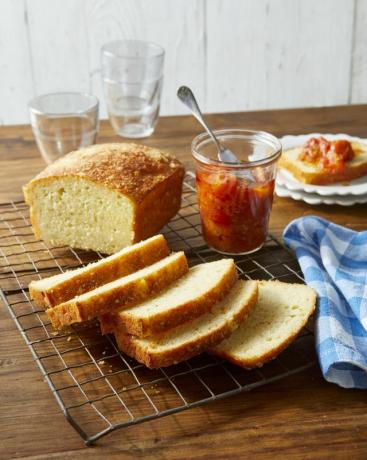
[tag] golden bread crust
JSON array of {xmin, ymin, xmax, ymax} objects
[
  {"xmin": 29, "ymin": 288, "xmax": 48, "ymax": 309},
  {"xmin": 24, "ymin": 143, "xmax": 184, "ymax": 204},
  {"xmin": 114, "ymin": 282, "xmax": 258, "ymax": 369},
  {"xmin": 29, "ymin": 235, "xmax": 170, "ymax": 308},
  {"xmin": 134, "ymin": 168, "xmax": 184, "ymax": 241},
  {"xmin": 47, "ymin": 252, "xmax": 189, "ymax": 329}
]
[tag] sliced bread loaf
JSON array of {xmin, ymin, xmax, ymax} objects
[
  {"xmin": 47, "ymin": 252, "xmax": 188, "ymax": 329},
  {"xmin": 211, "ymin": 280, "xmax": 316, "ymax": 368},
  {"xmin": 23, "ymin": 143, "xmax": 184, "ymax": 254},
  {"xmin": 114, "ymin": 280, "xmax": 258, "ymax": 369},
  {"xmin": 29, "ymin": 235, "xmax": 169, "ymax": 308},
  {"xmin": 99, "ymin": 258, "xmax": 238, "ymax": 337}
]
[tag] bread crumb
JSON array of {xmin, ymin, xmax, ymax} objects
[
  {"xmin": 51, "ymin": 332, "xmax": 58, "ymax": 336},
  {"xmin": 67, "ymin": 336, "xmax": 72, "ymax": 342},
  {"xmin": 99, "ymin": 360, "xmax": 105, "ymax": 365}
]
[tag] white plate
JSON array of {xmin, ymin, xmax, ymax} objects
[
  {"xmin": 275, "ymin": 183, "xmax": 367, "ymax": 206},
  {"xmin": 277, "ymin": 133, "xmax": 367, "ymax": 196}
]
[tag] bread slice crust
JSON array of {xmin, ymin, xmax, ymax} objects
[
  {"xmin": 47, "ymin": 252, "xmax": 188, "ymax": 329},
  {"xmin": 211, "ymin": 280, "xmax": 316, "ymax": 368},
  {"xmin": 114, "ymin": 280, "xmax": 258, "ymax": 369},
  {"xmin": 99, "ymin": 259, "xmax": 238, "ymax": 337},
  {"xmin": 279, "ymin": 142, "xmax": 367, "ymax": 185},
  {"xmin": 29, "ymin": 235, "xmax": 170, "ymax": 308}
]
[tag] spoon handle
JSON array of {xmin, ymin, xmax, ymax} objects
[{"xmin": 177, "ymin": 86, "xmax": 223, "ymax": 154}]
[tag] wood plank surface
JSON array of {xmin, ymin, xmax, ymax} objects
[
  {"xmin": 1, "ymin": 106, "xmax": 367, "ymax": 459},
  {"xmin": 0, "ymin": 0, "xmax": 34, "ymax": 124},
  {"xmin": 351, "ymin": 0, "xmax": 367, "ymax": 102},
  {"xmin": 206, "ymin": 0, "xmax": 354, "ymax": 112},
  {"xmin": 86, "ymin": 0, "xmax": 206, "ymax": 118},
  {"xmin": 1, "ymin": 0, "xmax": 365, "ymax": 125},
  {"xmin": 26, "ymin": 0, "xmax": 90, "ymax": 95}
]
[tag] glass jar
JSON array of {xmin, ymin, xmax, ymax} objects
[{"xmin": 192, "ymin": 129, "xmax": 282, "ymax": 255}]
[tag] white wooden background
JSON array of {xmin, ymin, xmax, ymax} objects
[{"xmin": 1, "ymin": 0, "xmax": 367, "ymax": 125}]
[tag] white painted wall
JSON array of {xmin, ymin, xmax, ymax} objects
[{"xmin": 1, "ymin": 0, "xmax": 366, "ymax": 125}]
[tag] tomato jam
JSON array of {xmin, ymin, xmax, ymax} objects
[
  {"xmin": 196, "ymin": 170, "xmax": 275, "ymax": 254},
  {"xmin": 192, "ymin": 129, "xmax": 281, "ymax": 255},
  {"xmin": 300, "ymin": 137, "xmax": 354, "ymax": 173}
]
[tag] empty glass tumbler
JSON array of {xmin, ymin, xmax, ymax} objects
[
  {"xmin": 101, "ymin": 40, "xmax": 164, "ymax": 138},
  {"xmin": 29, "ymin": 92, "xmax": 99, "ymax": 164}
]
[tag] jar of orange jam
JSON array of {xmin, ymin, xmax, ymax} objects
[{"xmin": 192, "ymin": 129, "xmax": 282, "ymax": 255}]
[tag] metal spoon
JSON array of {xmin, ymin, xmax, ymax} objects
[{"xmin": 177, "ymin": 86, "xmax": 240, "ymax": 163}]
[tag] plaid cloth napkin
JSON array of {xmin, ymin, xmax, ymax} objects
[{"xmin": 283, "ymin": 216, "xmax": 367, "ymax": 389}]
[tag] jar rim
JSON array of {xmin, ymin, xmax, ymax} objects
[
  {"xmin": 191, "ymin": 128, "xmax": 282, "ymax": 168},
  {"xmin": 101, "ymin": 40, "xmax": 165, "ymax": 60},
  {"xmin": 29, "ymin": 92, "xmax": 99, "ymax": 116}
]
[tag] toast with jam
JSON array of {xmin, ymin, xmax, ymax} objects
[{"xmin": 279, "ymin": 137, "xmax": 367, "ymax": 185}]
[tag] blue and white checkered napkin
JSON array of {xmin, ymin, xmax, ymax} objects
[{"xmin": 283, "ymin": 216, "xmax": 367, "ymax": 389}]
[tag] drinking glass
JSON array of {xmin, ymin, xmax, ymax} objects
[
  {"xmin": 101, "ymin": 40, "xmax": 164, "ymax": 138},
  {"xmin": 192, "ymin": 129, "xmax": 282, "ymax": 255},
  {"xmin": 29, "ymin": 92, "xmax": 99, "ymax": 164}
]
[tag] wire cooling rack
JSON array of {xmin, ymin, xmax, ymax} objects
[{"xmin": 0, "ymin": 172, "xmax": 316, "ymax": 445}]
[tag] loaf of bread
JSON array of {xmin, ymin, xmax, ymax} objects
[
  {"xmin": 99, "ymin": 258, "xmax": 238, "ymax": 337},
  {"xmin": 279, "ymin": 142, "xmax": 367, "ymax": 185},
  {"xmin": 114, "ymin": 280, "xmax": 258, "ymax": 369},
  {"xmin": 212, "ymin": 280, "xmax": 316, "ymax": 368},
  {"xmin": 29, "ymin": 235, "xmax": 169, "ymax": 308},
  {"xmin": 47, "ymin": 252, "xmax": 188, "ymax": 329},
  {"xmin": 23, "ymin": 143, "xmax": 185, "ymax": 254}
]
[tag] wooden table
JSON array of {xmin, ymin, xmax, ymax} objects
[{"xmin": 1, "ymin": 106, "xmax": 366, "ymax": 459}]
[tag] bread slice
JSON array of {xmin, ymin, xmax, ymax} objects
[
  {"xmin": 47, "ymin": 252, "xmax": 188, "ymax": 329},
  {"xmin": 114, "ymin": 280, "xmax": 258, "ymax": 369},
  {"xmin": 99, "ymin": 258, "xmax": 238, "ymax": 337},
  {"xmin": 211, "ymin": 280, "xmax": 316, "ymax": 368},
  {"xmin": 279, "ymin": 142, "xmax": 367, "ymax": 185},
  {"xmin": 29, "ymin": 235, "xmax": 170, "ymax": 308}
]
